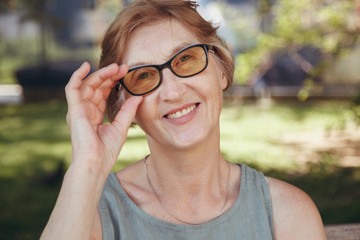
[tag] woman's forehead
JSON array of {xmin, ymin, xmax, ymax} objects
[{"xmin": 122, "ymin": 19, "xmax": 199, "ymax": 67}]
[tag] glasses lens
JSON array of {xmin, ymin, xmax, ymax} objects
[
  {"xmin": 122, "ymin": 67, "xmax": 160, "ymax": 95},
  {"xmin": 171, "ymin": 46, "xmax": 206, "ymax": 77}
]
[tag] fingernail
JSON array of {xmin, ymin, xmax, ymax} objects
[{"xmin": 80, "ymin": 61, "xmax": 88, "ymax": 68}]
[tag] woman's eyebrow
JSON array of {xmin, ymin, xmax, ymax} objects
[
  {"xmin": 128, "ymin": 42, "xmax": 194, "ymax": 69},
  {"xmin": 170, "ymin": 42, "xmax": 193, "ymax": 57}
]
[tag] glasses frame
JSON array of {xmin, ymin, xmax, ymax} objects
[{"xmin": 117, "ymin": 43, "xmax": 211, "ymax": 96}]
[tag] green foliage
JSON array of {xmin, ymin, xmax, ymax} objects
[{"xmin": 234, "ymin": 0, "xmax": 358, "ymax": 85}]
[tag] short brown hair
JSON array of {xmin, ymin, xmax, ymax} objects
[{"xmin": 100, "ymin": 0, "xmax": 234, "ymax": 122}]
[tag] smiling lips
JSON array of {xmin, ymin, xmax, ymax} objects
[{"xmin": 165, "ymin": 103, "xmax": 199, "ymax": 119}]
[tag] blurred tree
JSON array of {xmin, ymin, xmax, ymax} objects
[
  {"xmin": 17, "ymin": 0, "xmax": 58, "ymax": 65},
  {"xmin": 234, "ymin": 0, "xmax": 359, "ymax": 96}
]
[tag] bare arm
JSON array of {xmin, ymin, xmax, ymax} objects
[
  {"xmin": 40, "ymin": 62, "xmax": 142, "ymax": 240},
  {"xmin": 268, "ymin": 177, "xmax": 326, "ymax": 240}
]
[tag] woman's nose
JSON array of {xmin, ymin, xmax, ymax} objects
[{"xmin": 158, "ymin": 68, "xmax": 186, "ymax": 101}]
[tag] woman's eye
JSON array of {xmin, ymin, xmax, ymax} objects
[
  {"xmin": 180, "ymin": 55, "xmax": 191, "ymax": 62},
  {"xmin": 138, "ymin": 72, "xmax": 150, "ymax": 80}
]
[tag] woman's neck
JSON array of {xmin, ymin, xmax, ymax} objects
[{"xmin": 145, "ymin": 129, "xmax": 227, "ymax": 198}]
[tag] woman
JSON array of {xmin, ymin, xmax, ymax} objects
[{"xmin": 41, "ymin": 0, "xmax": 326, "ymax": 239}]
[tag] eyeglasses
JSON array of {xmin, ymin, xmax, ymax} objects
[{"xmin": 117, "ymin": 44, "xmax": 211, "ymax": 96}]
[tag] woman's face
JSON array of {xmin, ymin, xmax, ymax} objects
[{"xmin": 122, "ymin": 19, "xmax": 227, "ymax": 150}]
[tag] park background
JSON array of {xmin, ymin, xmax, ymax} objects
[{"xmin": 0, "ymin": 0, "xmax": 360, "ymax": 239}]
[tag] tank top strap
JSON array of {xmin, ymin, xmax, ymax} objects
[{"xmin": 240, "ymin": 164, "xmax": 274, "ymax": 238}]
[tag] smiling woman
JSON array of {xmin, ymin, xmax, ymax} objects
[{"xmin": 40, "ymin": 1, "xmax": 326, "ymax": 239}]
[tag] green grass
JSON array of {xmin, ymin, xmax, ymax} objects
[
  {"xmin": 220, "ymin": 100, "xmax": 352, "ymax": 169},
  {"xmin": 0, "ymin": 99, "xmax": 359, "ymax": 239}
]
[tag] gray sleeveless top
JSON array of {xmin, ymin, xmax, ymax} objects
[{"xmin": 99, "ymin": 164, "xmax": 274, "ymax": 239}]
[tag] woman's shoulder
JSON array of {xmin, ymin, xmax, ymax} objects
[{"xmin": 266, "ymin": 177, "xmax": 326, "ymax": 240}]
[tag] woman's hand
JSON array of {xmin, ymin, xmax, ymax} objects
[
  {"xmin": 65, "ymin": 62, "xmax": 142, "ymax": 175},
  {"xmin": 41, "ymin": 62, "xmax": 142, "ymax": 240}
]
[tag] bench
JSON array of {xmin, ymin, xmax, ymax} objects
[{"xmin": 325, "ymin": 223, "xmax": 360, "ymax": 240}]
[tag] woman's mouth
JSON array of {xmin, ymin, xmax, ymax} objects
[{"xmin": 164, "ymin": 103, "xmax": 199, "ymax": 119}]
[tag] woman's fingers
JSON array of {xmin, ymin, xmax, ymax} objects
[
  {"xmin": 81, "ymin": 64, "xmax": 128, "ymax": 91},
  {"xmin": 66, "ymin": 62, "xmax": 126, "ymax": 103},
  {"xmin": 79, "ymin": 64, "xmax": 128, "ymax": 106},
  {"xmin": 65, "ymin": 62, "xmax": 129, "ymax": 122},
  {"xmin": 65, "ymin": 62, "xmax": 91, "ymax": 105},
  {"xmin": 112, "ymin": 96, "xmax": 143, "ymax": 137},
  {"xmin": 96, "ymin": 96, "xmax": 142, "ymax": 164}
]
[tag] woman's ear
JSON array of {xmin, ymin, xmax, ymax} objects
[
  {"xmin": 221, "ymin": 75, "xmax": 227, "ymax": 90},
  {"xmin": 213, "ymin": 55, "xmax": 229, "ymax": 91},
  {"xmin": 218, "ymin": 69, "xmax": 228, "ymax": 90}
]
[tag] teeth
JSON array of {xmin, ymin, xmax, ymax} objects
[{"xmin": 167, "ymin": 104, "xmax": 197, "ymax": 119}]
